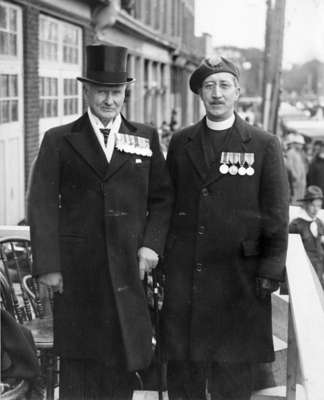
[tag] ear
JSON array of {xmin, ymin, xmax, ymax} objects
[
  {"xmin": 235, "ymin": 86, "xmax": 240, "ymax": 101},
  {"xmin": 83, "ymin": 84, "xmax": 89, "ymax": 97}
]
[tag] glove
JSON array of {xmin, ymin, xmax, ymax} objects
[
  {"xmin": 256, "ymin": 277, "xmax": 279, "ymax": 299},
  {"xmin": 39, "ymin": 272, "xmax": 63, "ymax": 293},
  {"xmin": 137, "ymin": 247, "xmax": 159, "ymax": 280}
]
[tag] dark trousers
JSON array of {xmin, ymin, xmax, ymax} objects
[
  {"xmin": 59, "ymin": 358, "xmax": 134, "ymax": 400},
  {"xmin": 167, "ymin": 361, "xmax": 254, "ymax": 400}
]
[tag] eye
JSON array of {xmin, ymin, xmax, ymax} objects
[{"xmin": 203, "ymin": 84, "xmax": 215, "ymax": 90}]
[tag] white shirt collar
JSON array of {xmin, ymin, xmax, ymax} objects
[
  {"xmin": 206, "ymin": 114, "xmax": 235, "ymax": 131},
  {"xmin": 296, "ymin": 208, "xmax": 317, "ymax": 222}
]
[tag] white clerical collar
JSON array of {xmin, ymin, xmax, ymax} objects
[
  {"xmin": 206, "ymin": 114, "xmax": 235, "ymax": 131},
  {"xmin": 87, "ymin": 107, "xmax": 121, "ymax": 130}
]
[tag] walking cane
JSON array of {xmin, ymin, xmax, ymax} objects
[{"xmin": 152, "ymin": 268, "xmax": 163, "ymax": 400}]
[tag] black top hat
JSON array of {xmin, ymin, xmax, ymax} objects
[
  {"xmin": 77, "ymin": 45, "xmax": 135, "ymax": 86},
  {"xmin": 298, "ymin": 185, "xmax": 324, "ymax": 202},
  {"xmin": 189, "ymin": 55, "xmax": 240, "ymax": 94}
]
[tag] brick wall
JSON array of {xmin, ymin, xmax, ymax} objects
[{"xmin": 23, "ymin": 4, "xmax": 39, "ymax": 189}]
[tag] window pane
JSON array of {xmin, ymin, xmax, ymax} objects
[
  {"xmin": 9, "ymin": 8, "xmax": 17, "ymax": 32},
  {"xmin": 0, "ymin": 74, "xmax": 9, "ymax": 97},
  {"xmin": 0, "ymin": 100, "xmax": 9, "ymax": 123},
  {"xmin": 50, "ymin": 22, "xmax": 58, "ymax": 41},
  {"xmin": 53, "ymin": 78, "xmax": 58, "ymax": 96},
  {"xmin": 0, "ymin": 31, "xmax": 8, "ymax": 54},
  {"xmin": 40, "ymin": 99, "xmax": 44, "ymax": 118},
  {"xmin": 0, "ymin": 5, "xmax": 7, "ymax": 30},
  {"xmin": 52, "ymin": 99, "xmax": 58, "ymax": 116},
  {"xmin": 39, "ymin": 18, "xmax": 45, "ymax": 37},
  {"xmin": 73, "ymin": 98, "xmax": 77, "ymax": 113},
  {"xmin": 11, "ymin": 99, "xmax": 18, "ymax": 121},
  {"xmin": 9, "ymin": 75, "xmax": 17, "ymax": 96},
  {"xmin": 64, "ymin": 98, "xmax": 68, "ymax": 115},
  {"xmin": 8, "ymin": 32, "xmax": 16, "ymax": 56}
]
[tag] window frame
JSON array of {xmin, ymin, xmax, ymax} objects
[{"xmin": 38, "ymin": 14, "xmax": 83, "ymax": 140}]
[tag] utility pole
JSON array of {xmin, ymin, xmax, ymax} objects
[{"xmin": 262, "ymin": 0, "xmax": 286, "ymax": 134}]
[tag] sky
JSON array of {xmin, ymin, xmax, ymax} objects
[{"xmin": 195, "ymin": 0, "xmax": 324, "ymax": 67}]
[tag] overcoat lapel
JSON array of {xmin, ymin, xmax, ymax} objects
[
  {"xmin": 185, "ymin": 120, "xmax": 209, "ymax": 182},
  {"xmin": 103, "ymin": 117, "xmax": 137, "ymax": 181},
  {"xmin": 204, "ymin": 114, "xmax": 252, "ymax": 187},
  {"xmin": 65, "ymin": 113, "xmax": 109, "ymax": 178}
]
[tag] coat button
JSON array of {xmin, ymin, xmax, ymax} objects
[
  {"xmin": 201, "ymin": 188, "xmax": 209, "ymax": 197},
  {"xmin": 196, "ymin": 263, "xmax": 203, "ymax": 272},
  {"xmin": 198, "ymin": 225, "xmax": 205, "ymax": 235}
]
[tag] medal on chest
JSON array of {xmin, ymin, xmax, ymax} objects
[
  {"xmin": 115, "ymin": 133, "xmax": 152, "ymax": 157},
  {"xmin": 219, "ymin": 152, "xmax": 255, "ymax": 176}
]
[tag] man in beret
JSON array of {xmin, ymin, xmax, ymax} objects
[
  {"xmin": 162, "ymin": 56, "xmax": 289, "ymax": 399},
  {"xmin": 29, "ymin": 45, "xmax": 173, "ymax": 399}
]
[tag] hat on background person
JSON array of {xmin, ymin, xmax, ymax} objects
[
  {"xmin": 189, "ymin": 55, "xmax": 240, "ymax": 94},
  {"xmin": 77, "ymin": 45, "xmax": 135, "ymax": 86},
  {"xmin": 285, "ymin": 133, "xmax": 305, "ymax": 146},
  {"xmin": 298, "ymin": 185, "xmax": 324, "ymax": 202}
]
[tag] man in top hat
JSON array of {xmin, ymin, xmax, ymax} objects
[
  {"xmin": 162, "ymin": 56, "xmax": 289, "ymax": 399},
  {"xmin": 29, "ymin": 44, "xmax": 173, "ymax": 399}
]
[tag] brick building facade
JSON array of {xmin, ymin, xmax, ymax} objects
[{"xmin": 0, "ymin": 0, "xmax": 209, "ymax": 224}]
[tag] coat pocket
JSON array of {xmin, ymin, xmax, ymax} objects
[
  {"xmin": 59, "ymin": 233, "xmax": 87, "ymax": 242},
  {"xmin": 241, "ymin": 239, "xmax": 261, "ymax": 257}
]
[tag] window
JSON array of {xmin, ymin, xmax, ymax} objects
[
  {"xmin": 63, "ymin": 78, "xmax": 78, "ymax": 115},
  {"xmin": 38, "ymin": 15, "xmax": 82, "ymax": 135},
  {"xmin": 39, "ymin": 15, "xmax": 80, "ymax": 65},
  {"xmin": 0, "ymin": 74, "xmax": 18, "ymax": 123},
  {"xmin": 39, "ymin": 77, "xmax": 58, "ymax": 118},
  {"xmin": 0, "ymin": 2, "xmax": 17, "ymax": 56},
  {"xmin": 62, "ymin": 24, "xmax": 79, "ymax": 64},
  {"xmin": 39, "ymin": 17, "xmax": 58, "ymax": 61}
]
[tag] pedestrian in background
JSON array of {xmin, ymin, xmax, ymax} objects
[
  {"xmin": 289, "ymin": 185, "xmax": 324, "ymax": 288},
  {"xmin": 284, "ymin": 133, "xmax": 307, "ymax": 204},
  {"xmin": 307, "ymin": 140, "xmax": 324, "ymax": 202}
]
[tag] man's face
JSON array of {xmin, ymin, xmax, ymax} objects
[
  {"xmin": 199, "ymin": 72, "xmax": 240, "ymax": 121},
  {"xmin": 84, "ymin": 83, "xmax": 126, "ymax": 125}
]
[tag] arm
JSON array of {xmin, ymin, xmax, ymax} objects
[
  {"xmin": 258, "ymin": 135, "xmax": 290, "ymax": 281},
  {"xmin": 29, "ymin": 131, "xmax": 61, "ymax": 278},
  {"xmin": 289, "ymin": 219, "xmax": 302, "ymax": 234},
  {"xmin": 139, "ymin": 129, "xmax": 174, "ymax": 274}
]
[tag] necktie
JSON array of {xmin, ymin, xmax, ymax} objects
[{"xmin": 100, "ymin": 128, "xmax": 110, "ymax": 146}]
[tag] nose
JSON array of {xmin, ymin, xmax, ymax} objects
[
  {"xmin": 211, "ymin": 85, "xmax": 222, "ymax": 98},
  {"xmin": 104, "ymin": 92, "xmax": 113, "ymax": 104}
]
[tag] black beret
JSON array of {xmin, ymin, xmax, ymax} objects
[{"xmin": 189, "ymin": 56, "xmax": 240, "ymax": 94}]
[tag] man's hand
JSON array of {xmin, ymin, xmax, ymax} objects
[
  {"xmin": 256, "ymin": 277, "xmax": 279, "ymax": 299},
  {"xmin": 138, "ymin": 247, "xmax": 159, "ymax": 280},
  {"xmin": 39, "ymin": 272, "xmax": 63, "ymax": 294}
]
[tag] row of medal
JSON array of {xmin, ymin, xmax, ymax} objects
[
  {"xmin": 219, "ymin": 152, "xmax": 255, "ymax": 176},
  {"xmin": 115, "ymin": 133, "xmax": 152, "ymax": 157}
]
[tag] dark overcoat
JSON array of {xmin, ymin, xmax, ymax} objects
[
  {"xmin": 162, "ymin": 114, "xmax": 289, "ymax": 364},
  {"xmin": 29, "ymin": 113, "xmax": 173, "ymax": 371}
]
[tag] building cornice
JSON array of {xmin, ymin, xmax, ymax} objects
[{"xmin": 114, "ymin": 10, "xmax": 177, "ymax": 52}]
